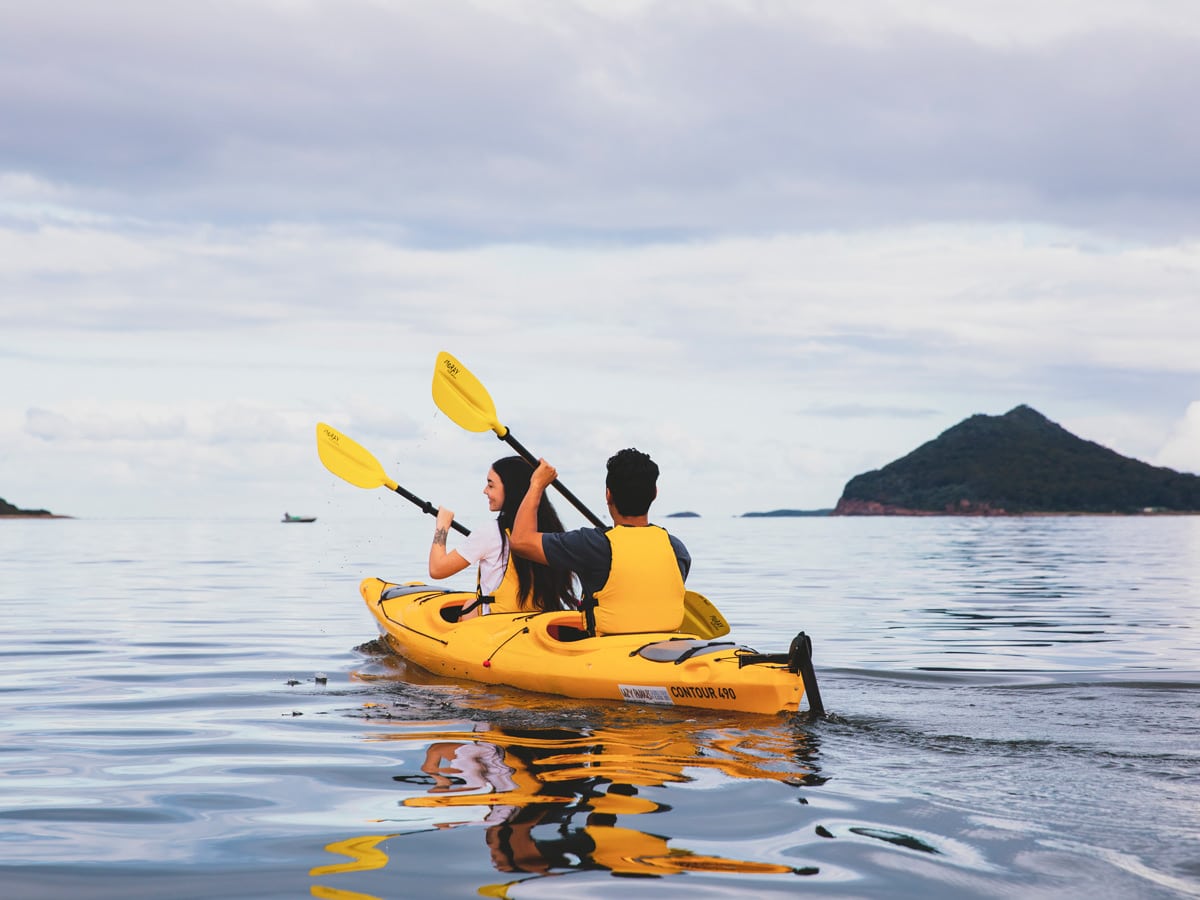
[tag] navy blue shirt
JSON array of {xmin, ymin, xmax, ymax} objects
[{"xmin": 542, "ymin": 526, "xmax": 691, "ymax": 598}]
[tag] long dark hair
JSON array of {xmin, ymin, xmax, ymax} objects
[{"xmin": 492, "ymin": 456, "xmax": 578, "ymax": 612}]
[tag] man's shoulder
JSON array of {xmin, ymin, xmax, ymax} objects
[
  {"xmin": 660, "ymin": 528, "xmax": 691, "ymax": 578},
  {"xmin": 649, "ymin": 524, "xmax": 687, "ymax": 553},
  {"xmin": 546, "ymin": 526, "xmax": 609, "ymax": 550},
  {"xmin": 544, "ymin": 527, "xmax": 611, "ymax": 565}
]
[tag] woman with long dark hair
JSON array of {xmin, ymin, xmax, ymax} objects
[{"xmin": 429, "ymin": 456, "xmax": 577, "ymax": 618}]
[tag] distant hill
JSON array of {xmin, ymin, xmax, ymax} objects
[
  {"xmin": 666, "ymin": 511, "xmax": 701, "ymax": 518},
  {"xmin": 835, "ymin": 405, "xmax": 1200, "ymax": 515},
  {"xmin": 0, "ymin": 496, "xmax": 55, "ymax": 517}
]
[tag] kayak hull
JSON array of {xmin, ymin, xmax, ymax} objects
[{"xmin": 359, "ymin": 577, "xmax": 809, "ymax": 715}]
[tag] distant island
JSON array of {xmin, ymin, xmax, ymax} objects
[
  {"xmin": 835, "ymin": 405, "xmax": 1200, "ymax": 515},
  {"xmin": 665, "ymin": 511, "xmax": 701, "ymax": 518},
  {"xmin": 0, "ymin": 497, "xmax": 65, "ymax": 518},
  {"xmin": 741, "ymin": 509, "xmax": 834, "ymax": 517}
]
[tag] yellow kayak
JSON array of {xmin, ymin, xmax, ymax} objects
[{"xmin": 359, "ymin": 577, "xmax": 820, "ymax": 716}]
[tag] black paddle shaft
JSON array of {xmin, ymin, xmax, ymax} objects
[
  {"xmin": 498, "ymin": 432, "xmax": 607, "ymax": 529},
  {"xmin": 391, "ymin": 485, "xmax": 470, "ymax": 535}
]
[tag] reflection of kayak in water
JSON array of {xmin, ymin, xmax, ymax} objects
[
  {"xmin": 418, "ymin": 739, "xmax": 518, "ymax": 794},
  {"xmin": 586, "ymin": 824, "xmax": 801, "ymax": 876},
  {"xmin": 313, "ymin": 822, "xmax": 808, "ymax": 885},
  {"xmin": 310, "ymin": 718, "xmax": 818, "ymax": 893},
  {"xmin": 359, "ymin": 577, "xmax": 820, "ymax": 715}
]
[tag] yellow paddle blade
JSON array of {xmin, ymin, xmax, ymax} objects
[
  {"xmin": 316, "ymin": 422, "xmax": 398, "ymax": 491},
  {"xmin": 681, "ymin": 590, "xmax": 731, "ymax": 639},
  {"xmin": 477, "ymin": 883, "xmax": 517, "ymax": 899},
  {"xmin": 432, "ymin": 350, "xmax": 507, "ymax": 436}
]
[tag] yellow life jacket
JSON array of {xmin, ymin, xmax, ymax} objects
[
  {"xmin": 590, "ymin": 525, "xmax": 684, "ymax": 635},
  {"xmin": 475, "ymin": 530, "xmax": 524, "ymax": 614}
]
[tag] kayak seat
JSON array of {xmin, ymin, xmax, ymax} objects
[
  {"xmin": 634, "ymin": 639, "xmax": 739, "ymax": 664},
  {"xmin": 546, "ymin": 622, "xmax": 591, "ymax": 642}
]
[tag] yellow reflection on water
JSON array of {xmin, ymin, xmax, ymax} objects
[
  {"xmin": 310, "ymin": 711, "xmax": 818, "ymax": 897},
  {"xmin": 311, "ymin": 835, "xmax": 393, "ymax": 876}
]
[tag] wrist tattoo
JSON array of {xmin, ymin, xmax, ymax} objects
[{"xmin": 433, "ymin": 527, "xmax": 448, "ymax": 548}]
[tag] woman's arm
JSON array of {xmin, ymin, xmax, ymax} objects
[
  {"xmin": 510, "ymin": 460, "xmax": 555, "ymax": 565},
  {"xmin": 429, "ymin": 506, "xmax": 471, "ymax": 579}
]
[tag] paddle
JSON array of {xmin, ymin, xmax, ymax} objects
[
  {"xmin": 433, "ymin": 351, "xmax": 606, "ymax": 528},
  {"xmin": 316, "ymin": 422, "xmax": 470, "ymax": 536},
  {"xmin": 430, "ymin": 352, "xmax": 731, "ymax": 640}
]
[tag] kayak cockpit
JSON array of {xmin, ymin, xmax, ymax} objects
[{"xmin": 634, "ymin": 638, "xmax": 740, "ymax": 663}]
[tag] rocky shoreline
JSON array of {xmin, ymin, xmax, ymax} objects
[
  {"xmin": 832, "ymin": 498, "xmax": 1188, "ymax": 516},
  {"xmin": 833, "ymin": 498, "xmax": 1009, "ymax": 516}
]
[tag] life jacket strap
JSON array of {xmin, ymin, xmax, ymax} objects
[
  {"xmin": 449, "ymin": 593, "xmax": 492, "ymax": 622},
  {"xmin": 581, "ymin": 594, "xmax": 598, "ymax": 636}
]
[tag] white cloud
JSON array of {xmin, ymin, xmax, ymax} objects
[
  {"xmin": 25, "ymin": 407, "xmax": 187, "ymax": 442},
  {"xmin": 798, "ymin": 0, "xmax": 1200, "ymax": 45},
  {"xmin": 3, "ymin": 1, "xmax": 1198, "ymax": 517},
  {"xmin": 1156, "ymin": 402, "xmax": 1200, "ymax": 474},
  {"xmin": 3, "ymin": 1, "xmax": 1199, "ymax": 241},
  {"xmin": 4, "ymin": 217, "xmax": 1197, "ymax": 517},
  {"xmin": 6, "ymin": 220, "xmax": 1197, "ymax": 383}
]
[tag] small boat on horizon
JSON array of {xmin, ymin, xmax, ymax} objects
[{"xmin": 282, "ymin": 513, "xmax": 317, "ymax": 523}]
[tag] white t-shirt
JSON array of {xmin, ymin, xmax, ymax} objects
[{"xmin": 456, "ymin": 523, "xmax": 509, "ymax": 595}]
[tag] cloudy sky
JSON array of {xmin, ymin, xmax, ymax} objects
[{"xmin": 2, "ymin": 0, "xmax": 1198, "ymax": 522}]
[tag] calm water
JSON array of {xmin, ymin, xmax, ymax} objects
[{"xmin": 2, "ymin": 515, "xmax": 1198, "ymax": 899}]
